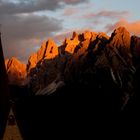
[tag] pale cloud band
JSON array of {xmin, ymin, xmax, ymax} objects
[
  {"xmin": 0, "ymin": 0, "xmax": 89, "ymax": 14},
  {"xmin": 106, "ymin": 18, "xmax": 140, "ymax": 35},
  {"xmin": 84, "ymin": 10, "xmax": 129, "ymax": 19}
]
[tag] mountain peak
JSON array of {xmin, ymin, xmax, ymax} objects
[
  {"xmin": 64, "ymin": 34, "xmax": 80, "ymax": 54},
  {"xmin": 6, "ymin": 57, "xmax": 24, "ymax": 70},
  {"xmin": 8, "ymin": 57, "xmax": 19, "ymax": 63},
  {"xmin": 27, "ymin": 38, "xmax": 59, "ymax": 75},
  {"xmin": 115, "ymin": 26, "xmax": 129, "ymax": 34},
  {"xmin": 4, "ymin": 27, "xmax": 140, "ymax": 112},
  {"xmin": 5, "ymin": 57, "xmax": 26, "ymax": 86},
  {"xmin": 36, "ymin": 38, "xmax": 58, "ymax": 61},
  {"xmin": 83, "ymin": 30, "xmax": 92, "ymax": 40},
  {"xmin": 109, "ymin": 26, "xmax": 131, "ymax": 49},
  {"xmin": 47, "ymin": 38, "xmax": 55, "ymax": 44},
  {"xmin": 72, "ymin": 31, "xmax": 79, "ymax": 40},
  {"xmin": 45, "ymin": 38, "xmax": 58, "ymax": 59}
]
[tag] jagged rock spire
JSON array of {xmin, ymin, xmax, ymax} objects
[{"xmin": 5, "ymin": 57, "xmax": 27, "ymax": 86}]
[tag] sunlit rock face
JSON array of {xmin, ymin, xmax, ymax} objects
[
  {"xmin": 27, "ymin": 39, "xmax": 58, "ymax": 73},
  {"xmin": 63, "ymin": 32, "xmax": 80, "ymax": 54},
  {"xmin": 110, "ymin": 26, "xmax": 131, "ymax": 49},
  {"xmin": 5, "ymin": 57, "xmax": 26, "ymax": 86},
  {"xmin": 106, "ymin": 27, "xmax": 132, "ymax": 65},
  {"xmin": 28, "ymin": 27, "xmax": 135, "ymax": 99},
  {"xmin": 6, "ymin": 27, "xmax": 140, "ymax": 111},
  {"xmin": 27, "ymin": 39, "xmax": 59, "ymax": 92},
  {"xmin": 37, "ymin": 39, "xmax": 59, "ymax": 60},
  {"xmin": 104, "ymin": 27, "xmax": 134, "ymax": 78},
  {"xmin": 64, "ymin": 31, "xmax": 109, "ymax": 83},
  {"xmin": 27, "ymin": 53, "xmax": 38, "ymax": 75}
]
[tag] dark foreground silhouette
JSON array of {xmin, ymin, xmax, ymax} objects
[{"xmin": 10, "ymin": 77, "xmax": 140, "ymax": 139}]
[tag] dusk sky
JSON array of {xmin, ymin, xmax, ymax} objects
[{"xmin": 0, "ymin": 0, "xmax": 140, "ymax": 63}]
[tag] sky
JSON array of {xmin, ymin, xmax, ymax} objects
[{"xmin": 0, "ymin": 0, "xmax": 140, "ymax": 63}]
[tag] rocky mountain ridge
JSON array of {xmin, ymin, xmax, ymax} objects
[
  {"xmin": 5, "ymin": 57, "xmax": 26, "ymax": 86},
  {"xmin": 5, "ymin": 27, "xmax": 140, "ymax": 110}
]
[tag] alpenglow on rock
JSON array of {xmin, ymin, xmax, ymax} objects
[
  {"xmin": 5, "ymin": 57, "xmax": 26, "ymax": 86},
  {"xmin": 27, "ymin": 39, "xmax": 58, "ymax": 74},
  {"xmin": 5, "ymin": 26, "xmax": 140, "ymax": 111}
]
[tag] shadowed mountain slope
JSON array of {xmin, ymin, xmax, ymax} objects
[
  {"xmin": 5, "ymin": 27, "xmax": 140, "ymax": 112},
  {"xmin": 4, "ymin": 27, "xmax": 140, "ymax": 139}
]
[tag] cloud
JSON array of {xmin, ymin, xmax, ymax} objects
[
  {"xmin": 52, "ymin": 29, "xmax": 91, "ymax": 44},
  {"xmin": 64, "ymin": 0, "xmax": 88, "ymax": 4},
  {"xmin": 1, "ymin": 14, "xmax": 62, "ymax": 63},
  {"xmin": 53, "ymin": 31, "xmax": 75, "ymax": 44},
  {"xmin": 0, "ymin": 0, "xmax": 88, "ymax": 15},
  {"xmin": 63, "ymin": 8, "xmax": 80, "ymax": 16},
  {"xmin": 0, "ymin": 0, "xmax": 89, "ymax": 63},
  {"xmin": 84, "ymin": 10, "xmax": 129, "ymax": 19},
  {"xmin": 105, "ymin": 18, "xmax": 140, "ymax": 35},
  {"xmin": 0, "ymin": 0, "xmax": 61, "ymax": 15}
]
